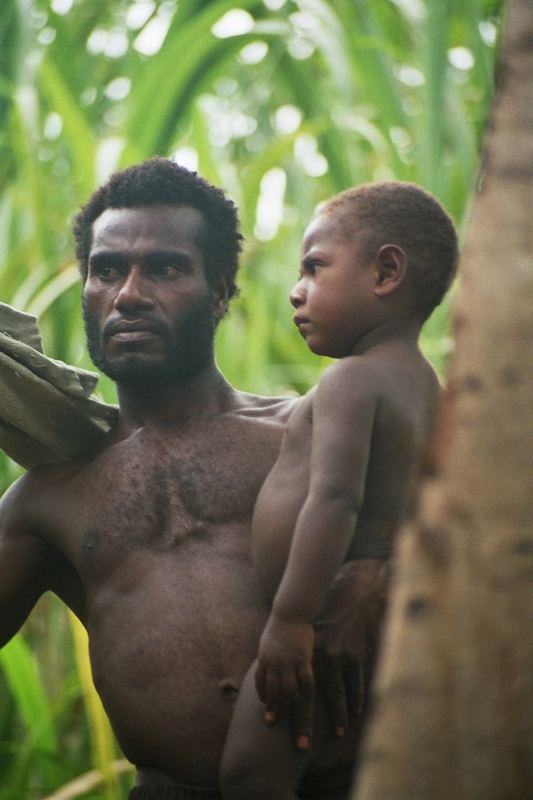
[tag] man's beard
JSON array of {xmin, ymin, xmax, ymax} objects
[{"xmin": 83, "ymin": 294, "xmax": 216, "ymax": 386}]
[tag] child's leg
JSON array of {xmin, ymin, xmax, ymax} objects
[{"xmin": 220, "ymin": 661, "xmax": 313, "ymax": 800}]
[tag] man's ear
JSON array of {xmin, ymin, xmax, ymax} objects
[
  {"xmin": 211, "ymin": 278, "xmax": 229, "ymax": 320},
  {"xmin": 374, "ymin": 244, "xmax": 407, "ymax": 297}
]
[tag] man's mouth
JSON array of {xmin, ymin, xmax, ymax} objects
[
  {"xmin": 111, "ymin": 329, "xmax": 158, "ymax": 342},
  {"xmin": 105, "ymin": 318, "xmax": 165, "ymax": 342}
]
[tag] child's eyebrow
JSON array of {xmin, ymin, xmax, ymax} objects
[{"xmin": 301, "ymin": 252, "xmax": 324, "ymax": 267}]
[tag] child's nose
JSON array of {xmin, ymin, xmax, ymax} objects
[{"xmin": 289, "ymin": 280, "xmax": 306, "ymax": 308}]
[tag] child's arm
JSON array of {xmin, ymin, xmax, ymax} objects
[{"xmin": 255, "ymin": 359, "xmax": 377, "ymax": 714}]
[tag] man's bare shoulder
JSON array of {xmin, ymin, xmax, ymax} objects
[
  {"xmin": 0, "ymin": 430, "xmax": 116, "ymax": 519},
  {"xmin": 230, "ymin": 391, "xmax": 298, "ymax": 422},
  {"xmin": 0, "ymin": 468, "xmax": 53, "ymax": 537},
  {"xmin": 1, "ymin": 459, "xmax": 76, "ymax": 520}
]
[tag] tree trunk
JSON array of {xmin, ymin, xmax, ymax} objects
[{"xmin": 352, "ymin": 1, "xmax": 533, "ymax": 797}]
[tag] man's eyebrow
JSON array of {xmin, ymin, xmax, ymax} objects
[
  {"xmin": 143, "ymin": 249, "xmax": 193, "ymax": 266},
  {"xmin": 88, "ymin": 249, "xmax": 194, "ymax": 266},
  {"xmin": 89, "ymin": 251, "xmax": 126, "ymax": 266}
]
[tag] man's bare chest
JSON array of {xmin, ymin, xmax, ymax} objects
[{"xmin": 44, "ymin": 417, "xmax": 282, "ymax": 568}]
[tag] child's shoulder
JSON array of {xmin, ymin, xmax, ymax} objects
[
  {"xmin": 313, "ymin": 346, "xmax": 437, "ymax": 410},
  {"xmin": 316, "ymin": 353, "xmax": 382, "ymax": 394},
  {"xmin": 310, "ymin": 356, "xmax": 383, "ymax": 420}
]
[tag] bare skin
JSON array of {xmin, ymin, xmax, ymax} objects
[
  {"xmin": 220, "ymin": 212, "xmax": 440, "ymax": 799},
  {"xmin": 255, "ymin": 214, "xmax": 440, "ymax": 701},
  {"xmin": 0, "ymin": 205, "xmax": 386, "ymax": 791},
  {"xmin": 0, "ymin": 389, "xmax": 292, "ymax": 786},
  {"xmin": 254, "ymin": 342, "xmax": 437, "ymax": 691}
]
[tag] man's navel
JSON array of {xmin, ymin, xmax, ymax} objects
[{"xmin": 218, "ymin": 678, "xmax": 239, "ymax": 702}]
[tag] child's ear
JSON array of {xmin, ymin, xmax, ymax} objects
[
  {"xmin": 212, "ymin": 278, "xmax": 229, "ymax": 320},
  {"xmin": 374, "ymin": 244, "xmax": 407, "ymax": 297}
]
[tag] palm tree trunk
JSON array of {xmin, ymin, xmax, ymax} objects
[{"xmin": 352, "ymin": 1, "xmax": 533, "ymax": 797}]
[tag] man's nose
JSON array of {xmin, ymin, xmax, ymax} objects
[
  {"xmin": 289, "ymin": 279, "xmax": 306, "ymax": 308},
  {"xmin": 114, "ymin": 267, "xmax": 153, "ymax": 311}
]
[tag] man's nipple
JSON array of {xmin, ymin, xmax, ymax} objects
[{"xmin": 81, "ymin": 529, "xmax": 101, "ymax": 556}]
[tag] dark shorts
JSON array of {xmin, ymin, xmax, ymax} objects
[{"xmin": 128, "ymin": 762, "xmax": 354, "ymax": 800}]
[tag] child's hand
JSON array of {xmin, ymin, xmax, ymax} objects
[{"xmin": 254, "ymin": 613, "xmax": 314, "ymax": 746}]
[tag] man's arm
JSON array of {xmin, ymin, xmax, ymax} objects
[
  {"xmin": 255, "ymin": 359, "xmax": 378, "ymax": 709},
  {"xmin": 0, "ymin": 476, "xmax": 56, "ymax": 646},
  {"xmin": 282, "ymin": 557, "xmax": 389, "ymax": 749}
]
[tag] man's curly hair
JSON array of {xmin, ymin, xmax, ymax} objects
[
  {"xmin": 321, "ymin": 181, "xmax": 459, "ymax": 322},
  {"xmin": 73, "ymin": 157, "xmax": 243, "ymax": 302}
]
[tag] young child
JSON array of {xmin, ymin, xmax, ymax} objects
[{"xmin": 220, "ymin": 181, "xmax": 458, "ymax": 799}]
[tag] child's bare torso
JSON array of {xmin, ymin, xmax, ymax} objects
[{"xmin": 252, "ymin": 343, "xmax": 439, "ymax": 598}]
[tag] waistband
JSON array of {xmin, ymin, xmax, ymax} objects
[
  {"xmin": 128, "ymin": 761, "xmax": 354, "ymax": 800},
  {"xmin": 129, "ymin": 785, "xmax": 220, "ymax": 799}
]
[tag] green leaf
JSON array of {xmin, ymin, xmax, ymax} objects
[{"xmin": 0, "ymin": 635, "xmax": 60, "ymax": 789}]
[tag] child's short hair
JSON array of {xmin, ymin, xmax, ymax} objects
[{"xmin": 320, "ymin": 182, "xmax": 459, "ymax": 321}]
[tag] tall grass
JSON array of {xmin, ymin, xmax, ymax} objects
[{"xmin": 0, "ymin": 0, "xmax": 504, "ymax": 795}]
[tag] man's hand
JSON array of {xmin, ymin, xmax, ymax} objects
[
  {"xmin": 314, "ymin": 558, "xmax": 389, "ymax": 732},
  {"xmin": 316, "ymin": 558, "xmax": 389, "ymax": 659},
  {"xmin": 254, "ymin": 560, "xmax": 389, "ymax": 750},
  {"xmin": 255, "ymin": 614, "xmax": 315, "ymax": 748}
]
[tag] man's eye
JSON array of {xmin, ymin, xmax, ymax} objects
[
  {"xmin": 153, "ymin": 264, "xmax": 178, "ymax": 277},
  {"xmin": 95, "ymin": 265, "xmax": 116, "ymax": 279}
]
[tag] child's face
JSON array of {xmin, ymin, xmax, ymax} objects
[{"xmin": 290, "ymin": 213, "xmax": 378, "ymax": 358}]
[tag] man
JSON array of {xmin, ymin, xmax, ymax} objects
[{"xmin": 0, "ymin": 158, "xmax": 387, "ymax": 798}]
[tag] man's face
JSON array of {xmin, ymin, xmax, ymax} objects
[{"xmin": 83, "ymin": 205, "xmax": 223, "ymax": 385}]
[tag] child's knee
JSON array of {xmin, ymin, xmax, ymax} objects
[
  {"xmin": 220, "ymin": 745, "xmax": 256, "ymax": 799},
  {"xmin": 220, "ymin": 767, "xmax": 262, "ymax": 800}
]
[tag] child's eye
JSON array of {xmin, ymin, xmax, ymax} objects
[{"xmin": 299, "ymin": 257, "xmax": 322, "ymax": 277}]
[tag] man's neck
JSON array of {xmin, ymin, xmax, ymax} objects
[{"xmin": 114, "ymin": 363, "xmax": 236, "ymax": 437}]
